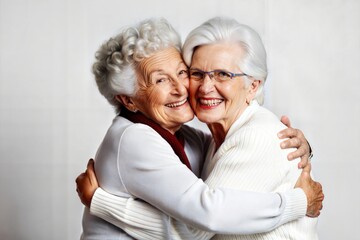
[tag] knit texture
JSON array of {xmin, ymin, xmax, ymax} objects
[
  {"xmin": 202, "ymin": 101, "xmax": 318, "ymax": 240},
  {"xmin": 87, "ymin": 105, "xmax": 310, "ymax": 239}
]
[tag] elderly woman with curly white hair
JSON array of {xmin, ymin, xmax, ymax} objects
[{"xmin": 77, "ymin": 17, "xmax": 323, "ymax": 240}]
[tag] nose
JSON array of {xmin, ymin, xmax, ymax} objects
[
  {"xmin": 171, "ymin": 78, "xmax": 188, "ymax": 96},
  {"xmin": 204, "ymin": 72, "xmax": 215, "ymax": 81},
  {"xmin": 198, "ymin": 75, "xmax": 215, "ymax": 94}
]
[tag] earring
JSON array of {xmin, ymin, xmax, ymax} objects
[
  {"xmin": 132, "ymin": 109, "xmax": 138, "ymax": 113},
  {"xmin": 245, "ymin": 98, "xmax": 250, "ymax": 105}
]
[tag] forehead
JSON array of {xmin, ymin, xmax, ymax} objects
[
  {"xmin": 191, "ymin": 42, "xmax": 244, "ymax": 69},
  {"xmin": 138, "ymin": 47, "xmax": 184, "ymax": 74}
]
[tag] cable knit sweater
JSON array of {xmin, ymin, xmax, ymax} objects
[
  {"xmin": 87, "ymin": 102, "xmax": 311, "ymax": 239},
  {"xmin": 200, "ymin": 101, "xmax": 318, "ymax": 239}
]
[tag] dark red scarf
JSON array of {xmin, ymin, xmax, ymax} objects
[{"xmin": 120, "ymin": 108, "xmax": 192, "ymax": 170}]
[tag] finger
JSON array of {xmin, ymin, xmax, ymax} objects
[
  {"xmin": 298, "ymin": 155, "xmax": 309, "ymax": 169},
  {"xmin": 280, "ymin": 115, "xmax": 291, "ymax": 128},
  {"xmin": 87, "ymin": 159, "xmax": 95, "ymax": 172},
  {"xmin": 75, "ymin": 172, "xmax": 85, "ymax": 185},
  {"xmin": 318, "ymin": 183, "xmax": 324, "ymax": 196},
  {"xmin": 302, "ymin": 162, "xmax": 312, "ymax": 175},
  {"xmin": 85, "ymin": 159, "xmax": 98, "ymax": 185},
  {"xmin": 281, "ymin": 137, "xmax": 302, "ymax": 149},
  {"xmin": 86, "ymin": 159, "xmax": 95, "ymax": 173},
  {"xmin": 285, "ymin": 145, "xmax": 306, "ymax": 161},
  {"xmin": 278, "ymin": 127, "xmax": 298, "ymax": 139}
]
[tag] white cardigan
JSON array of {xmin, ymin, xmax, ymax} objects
[{"xmin": 84, "ymin": 105, "xmax": 308, "ymax": 239}]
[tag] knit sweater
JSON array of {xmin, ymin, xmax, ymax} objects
[
  {"xmin": 201, "ymin": 101, "xmax": 318, "ymax": 239},
  {"xmin": 87, "ymin": 105, "xmax": 308, "ymax": 239},
  {"xmin": 81, "ymin": 116, "xmax": 210, "ymax": 239}
]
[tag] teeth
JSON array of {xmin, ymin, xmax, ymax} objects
[
  {"xmin": 200, "ymin": 99, "xmax": 223, "ymax": 106},
  {"xmin": 166, "ymin": 99, "xmax": 187, "ymax": 108}
]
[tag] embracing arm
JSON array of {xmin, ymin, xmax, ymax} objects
[
  {"xmin": 76, "ymin": 161, "xmax": 320, "ymax": 239},
  {"xmin": 76, "ymin": 125, "xmax": 318, "ymax": 239},
  {"xmin": 115, "ymin": 125, "xmax": 307, "ymax": 232},
  {"xmin": 90, "ymin": 184, "xmax": 305, "ymax": 238},
  {"xmin": 77, "ymin": 159, "xmax": 211, "ymax": 239}
]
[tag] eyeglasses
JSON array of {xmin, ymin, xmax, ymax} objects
[{"xmin": 189, "ymin": 68, "xmax": 249, "ymax": 82}]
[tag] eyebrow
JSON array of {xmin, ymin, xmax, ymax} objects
[
  {"xmin": 148, "ymin": 70, "xmax": 166, "ymax": 77},
  {"xmin": 149, "ymin": 61, "xmax": 186, "ymax": 75}
]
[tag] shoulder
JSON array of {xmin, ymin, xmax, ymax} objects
[
  {"xmin": 104, "ymin": 116, "xmax": 163, "ymax": 144},
  {"xmin": 119, "ymin": 122, "xmax": 169, "ymax": 150},
  {"xmin": 224, "ymin": 106, "xmax": 286, "ymax": 150},
  {"xmin": 102, "ymin": 116, "xmax": 171, "ymax": 157},
  {"xmin": 117, "ymin": 122, "xmax": 184, "ymax": 175},
  {"xmin": 243, "ymin": 106, "xmax": 287, "ymax": 138}
]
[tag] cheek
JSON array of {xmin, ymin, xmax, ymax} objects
[
  {"xmin": 226, "ymin": 89, "xmax": 238, "ymax": 101},
  {"xmin": 182, "ymin": 78, "xmax": 190, "ymax": 90},
  {"xmin": 146, "ymin": 87, "xmax": 168, "ymax": 109},
  {"xmin": 189, "ymin": 83, "xmax": 199, "ymax": 106},
  {"xmin": 222, "ymin": 82, "xmax": 246, "ymax": 100},
  {"xmin": 227, "ymin": 88, "xmax": 248, "ymax": 107},
  {"xmin": 189, "ymin": 81, "xmax": 199, "ymax": 96}
]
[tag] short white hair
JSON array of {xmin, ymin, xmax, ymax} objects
[
  {"xmin": 183, "ymin": 17, "xmax": 267, "ymax": 105},
  {"xmin": 92, "ymin": 18, "xmax": 182, "ymax": 113}
]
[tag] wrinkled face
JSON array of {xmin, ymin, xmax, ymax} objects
[
  {"xmin": 189, "ymin": 42, "xmax": 255, "ymax": 131},
  {"xmin": 132, "ymin": 47, "xmax": 194, "ymax": 134}
]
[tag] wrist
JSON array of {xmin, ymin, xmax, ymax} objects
[{"xmin": 87, "ymin": 187, "xmax": 99, "ymax": 208}]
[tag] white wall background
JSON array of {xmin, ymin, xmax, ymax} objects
[{"xmin": 0, "ymin": 0, "xmax": 359, "ymax": 239}]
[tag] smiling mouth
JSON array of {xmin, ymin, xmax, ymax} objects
[
  {"xmin": 165, "ymin": 98, "xmax": 188, "ymax": 108},
  {"xmin": 199, "ymin": 98, "xmax": 223, "ymax": 106}
]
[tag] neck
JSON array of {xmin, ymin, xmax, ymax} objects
[
  {"xmin": 165, "ymin": 125, "xmax": 182, "ymax": 135},
  {"xmin": 207, "ymin": 123, "xmax": 227, "ymax": 151},
  {"xmin": 207, "ymin": 105, "xmax": 249, "ymax": 150}
]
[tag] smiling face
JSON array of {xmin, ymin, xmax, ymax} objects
[
  {"xmin": 189, "ymin": 42, "xmax": 258, "ymax": 133},
  {"xmin": 129, "ymin": 47, "xmax": 194, "ymax": 134}
]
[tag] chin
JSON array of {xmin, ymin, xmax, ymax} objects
[
  {"xmin": 182, "ymin": 112, "xmax": 195, "ymax": 123},
  {"xmin": 196, "ymin": 113, "xmax": 217, "ymax": 124}
]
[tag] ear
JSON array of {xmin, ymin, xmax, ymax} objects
[
  {"xmin": 246, "ymin": 80, "xmax": 261, "ymax": 103},
  {"xmin": 115, "ymin": 95, "xmax": 138, "ymax": 112},
  {"xmin": 250, "ymin": 80, "xmax": 261, "ymax": 93}
]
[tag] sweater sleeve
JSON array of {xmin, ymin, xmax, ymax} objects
[
  {"xmin": 204, "ymin": 126, "xmax": 307, "ymax": 232},
  {"xmin": 91, "ymin": 188, "xmax": 212, "ymax": 240},
  {"xmin": 90, "ymin": 124, "xmax": 306, "ymax": 238}
]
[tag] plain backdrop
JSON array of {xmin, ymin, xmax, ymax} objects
[{"xmin": 0, "ymin": 0, "xmax": 359, "ymax": 239}]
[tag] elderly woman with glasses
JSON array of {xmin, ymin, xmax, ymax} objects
[{"xmin": 77, "ymin": 17, "xmax": 323, "ymax": 240}]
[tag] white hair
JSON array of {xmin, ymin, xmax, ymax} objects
[
  {"xmin": 183, "ymin": 17, "xmax": 267, "ymax": 105},
  {"xmin": 92, "ymin": 18, "xmax": 182, "ymax": 113}
]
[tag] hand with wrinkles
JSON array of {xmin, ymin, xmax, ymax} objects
[
  {"xmin": 279, "ymin": 115, "xmax": 324, "ymax": 217},
  {"xmin": 295, "ymin": 163, "xmax": 324, "ymax": 217},
  {"xmin": 279, "ymin": 115, "xmax": 311, "ymax": 168},
  {"xmin": 76, "ymin": 159, "xmax": 98, "ymax": 208}
]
